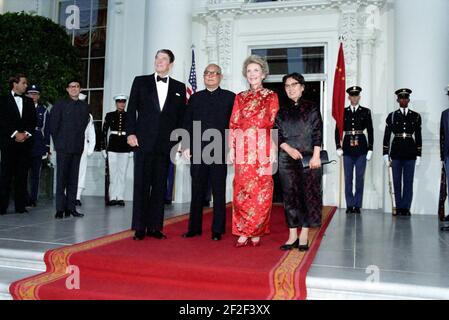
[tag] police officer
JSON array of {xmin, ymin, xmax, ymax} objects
[
  {"xmin": 383, "ymin": 88, "xmax": 422, "ymax": 216},
  {"xmin": 102, "ymin": 95, "xmax": 133, "ymax": 206},
  {"xmin": 335, "ymin": 86, "xmax": 374, "ymax": 214},
  {"xmin": 26, "ymin": 85, "xmax": 50, "ymax": 207}
]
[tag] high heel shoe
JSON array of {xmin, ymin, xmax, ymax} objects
[
  {"xmin": 235, "ymin": 239, "xmax": 249, "ymax": 248},
  {"xmin": 298, "ymin": 241, "xmax": 310, "ymax": 252},
  {"xmin": 251, "ymin": 238, "xmax": 261, "ymax": 247},
  {"xmin": 280, "ymin": 239, "xmax": 299, "ymax": 251}
]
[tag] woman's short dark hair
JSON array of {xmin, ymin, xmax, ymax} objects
[
  {"xmin": 282, "ymin": 72, "xmax": 305, "ymax": 86},
  {"xmin": 156, "ymin": 49, "xmax": 175, "ymax": 63},
  {"xmin": 9, "ymin": 73, "xmax": 27, "ymax": 90}
]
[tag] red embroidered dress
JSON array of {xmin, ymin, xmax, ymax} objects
[{"xmin": 229, "ymin": 88, "xmax": 279, "ymax": 237}]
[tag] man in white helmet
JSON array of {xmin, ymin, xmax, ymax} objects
[{"xmin": 101, "ymin": 95, "xmax": 133, "ymax": 206}]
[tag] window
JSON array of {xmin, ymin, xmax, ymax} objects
[
  {"xmin": 58, "ymin": 0, "xmax": 108, "ymax": 122},
  {"xmin": 252, "ymin": 46, "xmax": 325, "ymax": 75}
]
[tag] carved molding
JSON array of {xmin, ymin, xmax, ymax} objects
[
  {"xmin": 195, "ymin": 0, "xmax": 386, "ymax": 17},
  {"xmin": 217, "ymin": 18, "xmax": 234, "ymax": 78}
]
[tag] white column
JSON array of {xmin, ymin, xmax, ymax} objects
[
  {"xmin": 0, "ymin": 0, "xmax": 4, "ymax": 13},
  {"xmin": 394, "ymin": 0, "xmax": 449, "ymax": 215},
  {"xmin": 145, "ymin": 0, "xmax": 193, "ymax": 82}
]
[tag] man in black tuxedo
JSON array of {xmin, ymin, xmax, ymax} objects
[
  {"xmin": 126, "ymin": 49, "xmax": 186, "ymax": 240},
  {"xmin": 0, "ymin": 74, "xmax": 37, "ymax": 215},
  {"xmin": 181, "ymin": 64, "xmax": 235, "ymax": 241},
  {"xmin": 50, "ymin": 80, "xmax": 90, "ymax": 219}
]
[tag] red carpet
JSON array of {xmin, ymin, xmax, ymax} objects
[{"xmin": 10, "ymin": 204, "xmax": 336, "ymax": 300}]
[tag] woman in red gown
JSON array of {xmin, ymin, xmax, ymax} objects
[{"xmin": 229, "ymin": 55, "xmax": 279, "ymax": 247}]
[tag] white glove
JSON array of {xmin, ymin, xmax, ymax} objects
[
  {"xmin": 366, "ymin": 150, "xmax": 373, "ymax": 161},
  {"xmin": 336, "ymin": 149, "xmax": 344, "ymax": 157},
  {"xmin": 129, "ymin": 152, "xmax": 134, "ymax": 158},
  {"xmin": 102, "ymin": 150, "xmax": 107, "ymax": 159},
  {"xmin": 416, "ymin": 157, "xmax": 421, "ymax": 167},
  {"xmin": 87, "ymin": 150, "xmax": 94, "ymax": 157},
  {"xmin": 383, "ymin": 155, "xmax": 390, "ymax": 167}
]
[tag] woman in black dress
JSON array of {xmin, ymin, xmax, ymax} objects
[{"xmin": 275, "ymin": 73, "xmax": 323, "ymax": 252}]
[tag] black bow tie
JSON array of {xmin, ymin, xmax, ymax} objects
[
  {"xmin": 14, "ymin": 93, "xmax": 23, "ymax": 98},
  {"xmin": 157, "ymin": 76, "xmax": 168, "ymax": 83}
]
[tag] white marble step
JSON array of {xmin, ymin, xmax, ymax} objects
[
  {"xmin": 0, "ymin": 240, "xmax": 61, "ymax": 272},
  {"xmin": 0, "ymin": 267, "xmax": 41, "ymax": 300},
  {"xmin": 307, "ymin": 276, "xmax": 449, "ymax": 300}
]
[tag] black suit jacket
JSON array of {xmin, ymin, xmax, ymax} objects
[
  {"xmin": 49, "ymin": 98, "xmax": 90, "ymax": 154},
  {"xmin": 183, "ymin": 88, "xmax": 235, "ymax": 159},
  {"xmin": 126, "ymin": 74, "xmax": 186, "ymax": 154},
  {"xmin": 0, "ymin": 93, "xmax": 36, "ymax": 149}
]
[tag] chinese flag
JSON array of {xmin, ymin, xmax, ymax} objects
[{"xmin": 332, "ymin": 42, "xmax": 346, "ymax": 141}]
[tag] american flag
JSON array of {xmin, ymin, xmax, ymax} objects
[{"xmin": 186, "ymin": 48, "xmax": 197, "ymax": 101}]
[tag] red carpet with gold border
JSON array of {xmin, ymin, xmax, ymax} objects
[{"xmin": 10, "ymin": 204, "xmax": 336, "ymax": 300}]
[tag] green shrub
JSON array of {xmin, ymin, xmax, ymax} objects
[{"xmin": 0, "ymin": 12, "xmax": 81, "ymax": 105}]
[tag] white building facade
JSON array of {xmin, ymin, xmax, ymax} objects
[{"xmin": 1, "ymin": 0, "xmax": 448, "ymax": 215}]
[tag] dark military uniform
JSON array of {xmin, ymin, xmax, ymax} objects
[
  {"xmin": 28, "ymin": 103, "xmax": 50, "ymax": 204},
  {"xmin": 335, "ymin": 86, "xmax": 374, "ymax": 212},
  {"xmin": 383, "ymin": 89, "xmax": 422, "ymax": 215},
  {"xmin": 102, "ymin": 103, "xmax": 132, "ymax": 205},
  {"xmin": 102, "ymin": 111, "xmax": 132, "ymax": 153}
]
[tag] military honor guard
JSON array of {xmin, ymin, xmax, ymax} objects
[
  {"xmin": 76, "ymin": 113, "xmax": 96, "ymax": 206},
  {"xmin": 383, "ymin": 88, "xmax": 422, "ymax": 216},
  {"xmin": 25, "ymin": 85, "xmax": 50, "ymax": 207},
  {"xmin": 335, "ymin": 86, "xmax": 374, "ymax": 214},
  {"xmin": 102, "ymin": 95, "xmax": 133, "ymax": 207}
]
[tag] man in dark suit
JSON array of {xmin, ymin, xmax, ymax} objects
[
  {"xmin": 0, "ymin": 74, "xmax": 37, "ymax": 215},
  {"xmin": 383, "ymin": 88, "xmax": 422, "ymax": 216},
  {"xmin": 50, "ymin": 79, "xmax": 90, "ymax": 219},
  {"xmin": 440, "ymin": 85, "xmax": 449, "ymax": 224},
  {"xmin": 181, "ymin": 64, "xmax": 235, "ymax": 241},
  {"xmin": 126, "ymin": 49, "xmax": 186, "ymax": 240},
  {"xmin": 335, "ymin": 86, "xmax": 374, "ymax": 214}
]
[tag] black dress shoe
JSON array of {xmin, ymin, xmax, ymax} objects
[
  {"xmin": 117, "ymin": 200, "xmax": 125, "ymax": 207},
  {"xmin": 147, "ymin": 230, "xmax": 167, "ymax": 240},
  {"xmin": 164, "ymin": 199, "xmax": 172, "ymax": 205},
  {"xmin": 280, "ymin": 239, "xmax": 299, "ymax": 251},
  {"xmin": 212, "ymin": 232, "xmax": 222, "ymax": 241},
  {"xmin": 404, "ymin": 210, "xmax": 411, "ymax": 216},
  {"xmin": 182, "ymin": 231, "xmax": 202, "ymax": 238},
  {"xmin": 107, "ymin": 200, "xmax": 118, "ymax": 206},
  {"xmin": 396, "ymin": 208, "xmax": 405, "ymax": 216},
  {"xmin": 55, "ymin": 211, "xmax": 64, "ymax": 219},
  {"xmin": 298, "ymin": 242, "xmax": 310, "ymax": 252},
  {"xmin": 354, "ymin": 207, "xmax": 361, "ymax": 214},
  {"xmin": 444, "ymin": 216, "xmax": 449, "ymax": 222},
  {"xmin": 133, "ymin": 230, "xmax": 146, "ymax": 241},
  {"xmin": 346, "ymin": 207, "xmax": 354, "ymax": 214},
  {"xmin": 76, "ymin": 200, "xmax": 82, "ymax": 207},
  {"xmin": 65, "ymin": 210, "xmax": 84, "ymax": 218}
]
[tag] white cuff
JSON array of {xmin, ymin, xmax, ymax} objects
[{"xmin": 11, "ymin": 131, "xmax": 18, "ymax": 138}]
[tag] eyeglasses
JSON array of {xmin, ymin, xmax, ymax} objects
[
  {"xmin": 284, "ymin": 82, "xmax": 300, "ymax": 89},
  {"xmin": 68, "ymin": 85, "xmax": 80, "ymax": 89},
  {"xmin": 204, "ymin": 71, "xmax": 221, "ymax": 76}
]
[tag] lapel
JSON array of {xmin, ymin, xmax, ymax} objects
[
  {"xmin": 8, "ymin": 94, "xmax": 21, "ymax": 119},
  {"xmin": 161, "ymin": 78, "xmax": 176, "ymax": 112},
  {"xmin": 148, "ymin": 74, "xmax": 161, "ymax": 113}
]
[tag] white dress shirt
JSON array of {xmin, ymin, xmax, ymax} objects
[
  {"xmin": 12, "ymin": 90, "xmax": 23, "ymax": 117},
  {"xmin": 10, "ymin": 91, "xmax": 31, "ymax": 139},
  {"xmin": 350, "ymin": 104, "xmax": 360, "ymax": 113},
  {"xmin": 155, "ymin": 73, "xmax": 169, "ymax": 111},
  {"xmin": 400, "ymin": 107, "xmax": 408, "ymax": 116}
]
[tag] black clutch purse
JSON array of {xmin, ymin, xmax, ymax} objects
[{"xmin": 301, "ymin": 150, "xmax": 334, "ymax": 169}]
